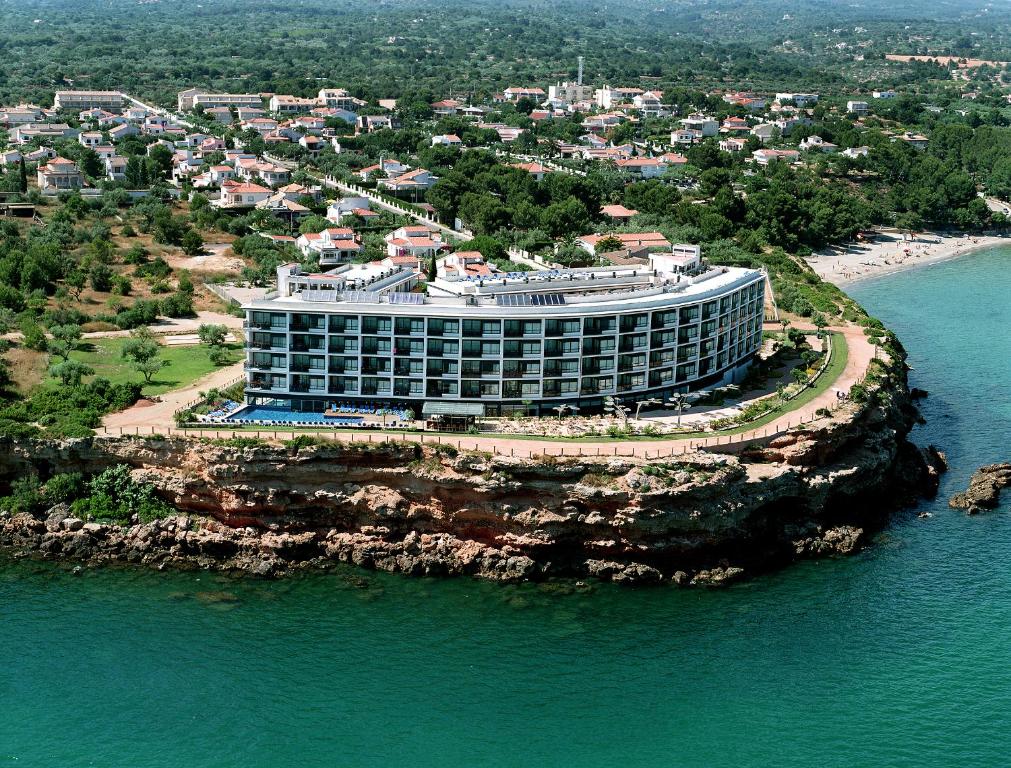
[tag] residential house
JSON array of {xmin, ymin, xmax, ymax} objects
[
  {"xmin": 292, "ymin": 116, "xmax": 326, "ymax": 134},
  {"xmin": 576, "ymin": 231, "xmax": 671, "ymax": 255},
  {"xmin": 296, "ymin": 228, "xmax": 363, "ymax": 266},
  {"xmin": 358, "ymin": 114, "xmax": 396, "ymax": 133},
  {"xmin": 205, "ymin": 107, "xmax": 234, "ymax": 124},
  {"xmin": 326, "ymin": 196, "xmax": 377, "ymax": 223},
  {"xmin": 0, "ymin": 149, "xmax": 23, "ymax": 167},
  {"xmin": 298, "ymin": 135, "xmax": 324, "ymax": 157},
  {"xmin": 431, "ymin": 99, "xmax": 461, "ymax": 117},
  {"xmin": 109, "ymin": 123, "xmax": 139, "ymax": 141},
  {"xmin": 720, "ymin": 117, "xmax": 751, "ymax": 134},
  {"xmin": 241, "ymin": 117, "xmax": 280, "ymax": 135},
  {"xmin": 680, "ymin": 114, "xmax": 719, "ymax": 137},
  {"xmin": 719, "ymin": 137, "xmax": 749, "ymax": 153},
  {"xmin": 846, "ymin": 100, "xmax": 869, "ymax": 115},
  {"xmin": 503, "ymin": 87, "xmax": 546, "ymax": 102},
  {"xmin": 79, "ymin": 131, "xmax": 103, "ymax": 148},
  {"xmin": 872, "ymin": 90, "xmax": 897, "ymax": 99},
  {"xmin": 24, "ymin": 147, "xmax": 55, "ymax": 164},
  {"xmin": 317, "ymin": 88, "xmax": 365, "ymax": 112},
  {"xmin": 1, "ymin": 104, "xmax": 44, "ymax": 125},
  {"xmin": 594, "ymin": 86, "xmax": 642, "ymax": 109},
  {"xmin": 235, "ymin": 157, "xmax": 290, "ymax": 186},
  {"xmin": 37, "ymin": 157, "xmax": 84, "ymax": 191},
  {"xmin": 277, "ymin": 182, "xmax": 323, "ymax": 203},
  {"xmin": 751, "ymin": 149, "xmax": 800, "ymax": 166},
  {"xmin": 313, "ymin": 107, "xmax": 357, "ymax": 125},
  {"xmin": 509, "ymin": 161, "xmax": 547, "ymax": 181},
  {"xmin": 632, "ymin": 91, "xmax": 666, "ymax": 117},
  {"xmin": 775, "ymin": 92, "xmax": 819, "ymax": 107},
  {"xmin": 614, "ymin": 157, "xmax": 669, "ymax": 179},
  {"xmin": 495, "ymin": 127, "xmax": 525, "ymax": 143},
  {"xmin": 749, "ymin": 123, "xmax": 778, "ymax": 143},
  {"xmin": 582, "ymin": 112, "xmax": 628, "ymax": 133},
  {"xmin": 431, "ymin": 134, "xmax": 463, "ymax": 147},
  {"xmin": 236, "ymin": 107, "xmax": 266, "ymax": 122},
  {"xmin": 899, "ymin": 132, "xmax": 929, "ymax": 150},
  {"xmin": 548, "ymin": 82, "xmax": 594, "ymax": 106},
  {"xmin": 799, "ymin": 135, "xmax": 838, "ymax": 152},
  {"xmin": 379, "ymin": 168, "xmax": 439, "ymax": 195},
  {"xmin": 600, "ymin": 204, "xmax": 639, "ymax": 222},
  {"xmin": 11, "ymin": 123, "xmax": 76, "ymax": 144},
  {"xmin": 213, "ymin": 180, "xmax": 273, "ymax": 208},
  {"xmin": 723, "ymin": 92, "xmax": 767, "ymax": 111},
  {"xmin": 357, "ymin": 158, "xmax": 410, "ymax": 181},
  {"xmin": 385, "ymin": 225, "xmax": 444, "ymax": 260},
  {"xmin": 671, "ymin": 128, "xmax": 702, "ymax": 145},
  {"xmin": 105, "ymin": 155, "xmax": 128, "ymax": 181},
  {"xmin": 257, "ymin": 194, "xmax": 312, "ymax": 227},
  {"xmin": 438, "ymin": 251, "xmax": 497, "ymax": 281},
  {"xmin": 841, "ymin": 146, "xmax": 870, "ymax": 159}
]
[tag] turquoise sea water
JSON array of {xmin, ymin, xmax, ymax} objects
[{"xmin": 3, "ymin": 250, "xmax": 1011, "ymax": 767}]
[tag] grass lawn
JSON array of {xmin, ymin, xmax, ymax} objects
[{"xmin": 70, "ymin": 339, "xmax": 243, "ymax": 396}]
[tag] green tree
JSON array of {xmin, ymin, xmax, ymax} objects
[
  {"xmin": 49, "ymin": 359, "xmax": 93, "ymax": 387},
  {"xmin": 121, "ymin": 326, "xmax": 168, "ymax": 383},
  {"xmin": 198, "ymin": 323, "xmax": 228, "ymax": 347},
  {"xmin": 181, "ymin": 229, "xmax": 204, "ymax": 256}
]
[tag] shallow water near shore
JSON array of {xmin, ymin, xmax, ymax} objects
[{"xmin": 3, "ymin": 248, "xmax": 1011, "ymax": 766}]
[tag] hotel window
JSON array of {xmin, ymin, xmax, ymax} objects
[
  {"xmin": 679, "ymin": 306, "xmax": 700, "ymax": 324},
  {"xmin": 395, "ymin": 317, "xmax": 425, "ymax": 335},
  {"xmin": 651, "ymin": 330, "xmax": 676, "ymax": 347},
  {"xmin": 362, "ymin": 316, "xmax": 392, "ymax": 334}
]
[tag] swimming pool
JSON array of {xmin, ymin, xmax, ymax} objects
[{"xmin": 223, "ymin": 406, "xmax": 364, "ymax": 426}]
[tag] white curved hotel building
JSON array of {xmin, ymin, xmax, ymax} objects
[{"xmin": 242, "ymin": 248, "xmax": 766, "ymax": 416}]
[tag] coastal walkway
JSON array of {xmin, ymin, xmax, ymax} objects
[{"xmin": 99, "ymin": 324, "xmax": 875, "ymax": 459}]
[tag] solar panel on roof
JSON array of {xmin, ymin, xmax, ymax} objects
[
  {"xmin": 388, "ymin": 292, "xmax": 424, "ymax": 305},
  {"xmin": 344, "ymin": 290, "xmax": 381, "ymax": 303},
  {"xmin": 495, "ymin": 294, "xmax": 532, "ymax": 307},
  {"xmin": 302, "ymin": 289, "xmax": 337, "ymax": 302},
  {"xmin": 530, "ymin": 293, "xmax": 566, "ymax": 306}
]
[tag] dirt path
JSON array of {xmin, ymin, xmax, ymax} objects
[
  {"xmin": 102, "ymin": 360, "xmax": 246, "ymax": 431},
  {"xmin": 101, "ymin": 325, "xmax": 875, "ymax": 458}
]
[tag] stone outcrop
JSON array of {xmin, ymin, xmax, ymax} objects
[
  {"xmin": 949, "ymin": 463, "xmax": 1011, "ymax": 514},
  {"xmin": 0, "ymin": 347, "xmax": 941, "ymax": 585}
]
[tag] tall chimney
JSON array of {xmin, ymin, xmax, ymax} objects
[{"xmin": 577, "ymin": 56, "xmax": 584, "ymax": 86}]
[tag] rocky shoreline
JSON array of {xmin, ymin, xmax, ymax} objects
[{"xmin": 0, "ymin": 344, "xmax": 943, "ymax": 585}]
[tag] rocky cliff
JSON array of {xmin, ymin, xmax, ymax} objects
[{"xmin": 0, "ymin": 349, "xmax": 942, "ymax": 585}]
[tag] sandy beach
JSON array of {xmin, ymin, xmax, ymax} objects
[{"xmin": 804, "ymin": 230, "xmax": 1009, "ymax": 286}]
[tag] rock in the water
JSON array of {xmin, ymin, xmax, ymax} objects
[{"xmin": 949, "ymin": 463, "xmax": 1011, "ymax": 514}]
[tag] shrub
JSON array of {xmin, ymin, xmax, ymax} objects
[
  {"xmin": 71, "ymin": 464, "xmax": 173, "ymax": 524},
  {"xmin": 283, "ymin": 434, "xmax": 324, "ymax": 451},
  {"xmin": 42, "ymin": 473, "xmax": 85, "ymax": 504}
]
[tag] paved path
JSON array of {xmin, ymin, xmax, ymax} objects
[{"xmin": 101, "ymin": 324, "xmax": 874, "ymax": 459}]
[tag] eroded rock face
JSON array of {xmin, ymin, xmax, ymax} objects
[
  {"xmin": 0, "ymin": 353, "xmax": 938, "ymax": 586},
  {"xmin": 950, "ymin": 463, "xmax": 1011, "ymax": 514}
]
